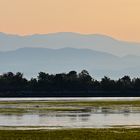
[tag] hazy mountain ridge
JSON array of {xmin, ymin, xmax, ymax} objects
[
  {"xmin": 0, "ymin": 47, "xmax": 140, "ymax": 79},
  {"xmin": 0, "ymin": 32, "xmax": 140, "ymax": 56}
]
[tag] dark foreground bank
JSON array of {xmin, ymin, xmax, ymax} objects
[{"xmin": 0, "ymin": 128, "xmax": 140, "ymax": 140}]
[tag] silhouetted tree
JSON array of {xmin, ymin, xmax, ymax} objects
[
  {"xmin": 78, "ymin": 70, "xmax": 93, "ymax": 91},
  {"xmin": 101, "ymin": 76, "xmax": 116, "ymax": 91},
  {"xmin": 120, "ymin": 76, "xmax": 132, "ymax": 90}
]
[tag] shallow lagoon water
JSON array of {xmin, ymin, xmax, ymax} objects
[
  {"xmin": 0, "ymin": 97, "xmax": 140, "ymax": 129},
  {"xmin": 0, "ymin": 111, "xmax": 139, "ymax": 128},
  {"xmin": 0, "ymin": 97, "xmax": 140, "ymax": 101}
]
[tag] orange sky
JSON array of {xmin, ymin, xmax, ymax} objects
[{"xmin": 0, "ymin": 0, "xmax": 140, "ymax": 41}]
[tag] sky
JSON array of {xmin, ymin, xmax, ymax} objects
[{"xmin": 0, "ymin": 0, "xmax": 140, "ymax": 41}]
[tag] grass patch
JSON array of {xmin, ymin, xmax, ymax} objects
[
  {"xmin": 0, "ymin": 100, "xmax": 140, "ymax": 114},
  {"xmin": 1, "ymin": 100, "xmax": 140, "ymax": 106},
  {"xmin": 0, "ymin": 108, "xmax": 27, "ymax": 114},
  {"xmin": 0, "ymin": 128, "xmax": 140, "ymax": 140}
]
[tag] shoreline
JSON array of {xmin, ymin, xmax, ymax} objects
[{"xmin": 0, "ymin": 91, "xmax": 140, "ymax": 97}]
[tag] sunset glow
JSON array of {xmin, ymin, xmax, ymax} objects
[{"xmin": 0, "ymin": 0, "xmax": 140, "ymax": 41}]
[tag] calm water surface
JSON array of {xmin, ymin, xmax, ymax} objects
[
  {"xmin": 0, "ymin": 111, "xmax": 139, "ymax": 128},
  {"xmin": 0, "ymin": 97, "xmax": 140, "ymax": 101},
  {"xmin": 0, "ymin": 97, "xmax": 140, "ymax": 129}
]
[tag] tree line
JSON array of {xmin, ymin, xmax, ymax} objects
[{"xmin": 0, "ymin": 70, "xmax": 140, "ymax": 97}]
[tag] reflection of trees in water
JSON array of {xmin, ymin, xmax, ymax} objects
[
  {"xmin": 101, "ymin": 107, "xmax": 111, "ymax": 115},
  {"xmin": 50, "ymin": 112, "xmax": 91, "ymax": 122},
  {"xmin": 123, "ymin": 112, "xmax": 130, "ymax": 116},
  {"xmin": 39, "ymin": 113, "xmax": 49, "ymax": 117},
  {"xmin": 65, "ymin": 113, "xmax": 80, "ymax": 122},
  {"xmin": 123, "ymin": 108, "xmax": 130, "ymax": 116},
  {"xmin": 70, "ymin": 115, "xmax": 77, "ymax": 121},
  {"xmin": 78, "ymin": 113, "xmax": 91, "ymax": 122},
  {"xmin": 100, "ymin": 107, "xmax": 113, "ymax": 116},
  {"xmin": 100, "ymin": 107, "xmax": 131, "ymax": 117}
]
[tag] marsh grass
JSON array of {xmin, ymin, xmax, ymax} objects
[
  {"xmin": 0, "ymin": 100, "xmax": 140, "ymax": 114},
  {"xmin": 1, "ymin": 100, "xmax": 140, "ymax": 106},
  {"xmin": 0, "ymin": 108, "xmax": 27, "ymax": 114},
  {"xmin": 0, "ymin": 128, "xmax": 140, "ymax": 140}
]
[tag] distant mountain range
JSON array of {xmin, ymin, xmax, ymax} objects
[
  {"xmin": 0, "ymin": 32, "xmax": 140, "ymax": 56},
  {"xmin": 0, "ymin": 47, "xmax": 140, "ymax": 79}
]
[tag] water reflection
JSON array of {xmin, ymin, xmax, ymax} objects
[
  {"xmin": 0, "ymin": 97, "xmax": 140, "ymax": 128},
  {"xmin": 0, "ymin": 97, "xmax": 140, "ymax": 101},
  {"xmin": 0, "ymin": 109, "xmax": 139, "ymax": 128}
]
